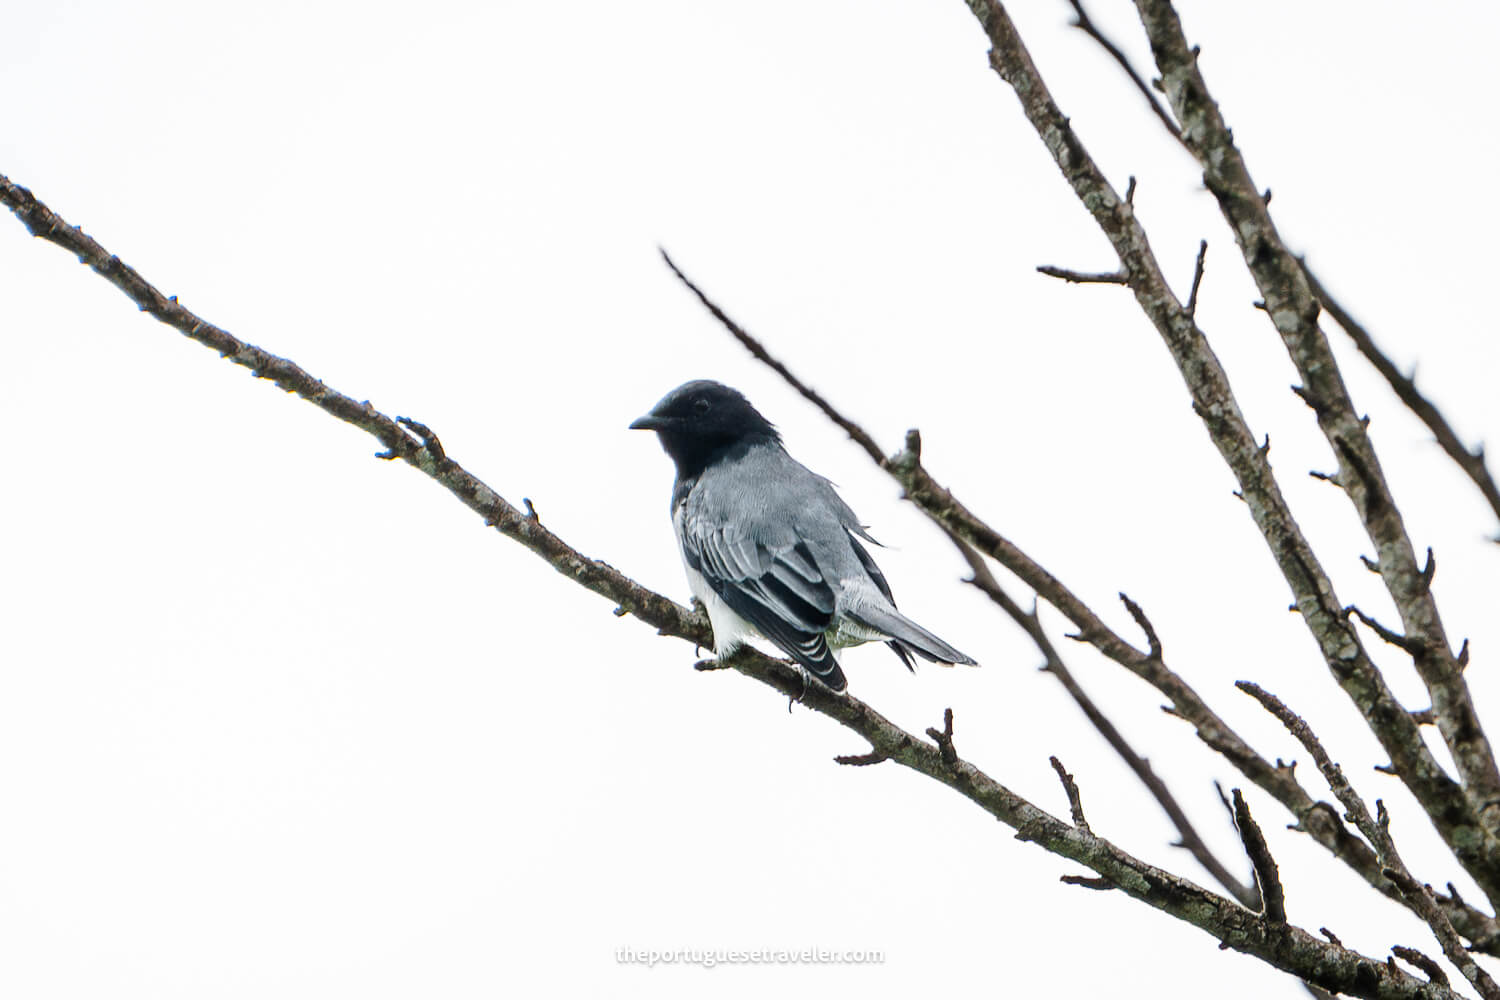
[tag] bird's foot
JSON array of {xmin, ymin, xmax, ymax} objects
[
  {"xmin": 786, "ymin": 663, "xmax": 809, "ymax": 712},
  {"xmin": 693, "ymin": 658, "xmax": 730, "ymax": 672}
]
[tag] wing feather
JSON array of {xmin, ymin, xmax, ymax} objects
[{"xmin": 680, "ymin": 516, "xmax": 845, "ymax": 689}]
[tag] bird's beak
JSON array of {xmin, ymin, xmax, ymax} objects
[{"xmin": 629, "ymin": 413, "xmax": 668, "ymax": 431}]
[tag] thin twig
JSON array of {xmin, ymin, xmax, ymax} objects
[
  {"xmin": 834, "ymin": 751, "xmax": 888, "ymax": 767},
  {"xmin": 927, "ymin": 708, "xmax": 959, "ymax": 770},
  {"xmin": 954, "ymin": 537, "xmax": 1257, "ymax": 906},
  {"xmin": 1060, "ymin": 875, "xmax": 1115, "ymax": 891},
  {"xmin": 1232, "ymin": 789, "xmax": 1288, "ymax": 923},
  {"xmin": 658, "ymin": 248, "xmax": 885, "ymax": 464},
  {"xmin": 1304, "ymin": 265, "xmax": 1500, "ymax": 534},
  {"xmin": 1184, "ymin": 239, "xmax": 1208, "ymax": 317},
  {"xmin": 1050, "ymin": 756, "xmax": 1091, "ymax": 833},
  {"xmin": 1346, "ymin": 605, "xmax": 1422, "ymax": 656},
  {"xmin": 1119, "ymin": 592, "xmax": 1164, "ymax": 660},
  {"xmin": 1390, "ymin": 946, "xmax": 1448, "ymax": 989},
  {"xmin": 1036, "ymin": 264, "xmax": 1129, "ymax": 285},
  {"xmin": 1064, "ymin": 0, "xmax": 1182, "ymax": 140}
]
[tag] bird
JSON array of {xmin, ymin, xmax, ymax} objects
[{"xmin": 629, "ymin": 379, "xmax": 976, "ymax": 693}]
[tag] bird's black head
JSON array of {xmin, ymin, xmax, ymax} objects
[{"xmin": 630, "ymin": 380, "xmax": 781, "ymax": 477}]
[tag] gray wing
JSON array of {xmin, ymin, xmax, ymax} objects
[{"xmin": 679, "ymin": 501, "xmax": 847, "ymax": 691}]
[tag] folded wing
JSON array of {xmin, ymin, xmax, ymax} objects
[{"xmin": 680, "ymin": 515, "xmax": 848, "ymax": 692}]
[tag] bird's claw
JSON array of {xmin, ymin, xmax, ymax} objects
[{"xmin": 786, "ymin": 663, "xmax": 809, "ymax": 712}]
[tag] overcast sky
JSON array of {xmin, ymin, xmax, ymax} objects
[{"xmin": 3, "ymin": 2, "xmax": 1498, "ymax": 997}]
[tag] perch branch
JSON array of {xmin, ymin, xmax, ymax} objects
[
  {"xmin": 0, "ymin": 169, "xmax": 1480, "ymax": 1000},
  {"xmin": 662, "ymin": 247, "xmax": 1500, "ymax": 947}
]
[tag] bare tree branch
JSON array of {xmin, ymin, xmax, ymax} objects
[
  {"xmin": 1060, "ymin": 874, "xmax": 1115, "ymax": 891},
  {"xmin": 953, "ymin": 535, "xmax": 1257, "ymax": 906},
  {"xmin": 1063, "ymin": 0, "xmax": 1182, "ymax": 140},
  {"xmin": 1051, "ymin": 756, "xmax": 1091, "ymax": 833},
  {"xmin": 1239, "ymin": 681, "xmax": 1500, "ymax": 997},
  {"xmin": 4, "ymin": 163, "xmax": 1460, "ymax": 956},
  {"xmin": 1347, "ymin": 605, "xmax": 1424, "ymax": 656},
  {"xmin": 1231, "ymin": 789, "xmax": 1287, "ymax": 924},
  {"xmin": 1184, "ymin": 239, "xmax": 1208, "ymax": 318},
  {"xmin": 1390, "ymin": 946, "xmax": 1448, "ymax": 990},
  {"xmin": 659, "ymin": 247, "xmax": 886, "ymax": 464},
  {"xmin": 1303, "ymin": 264, "xmax": 1500, "ymax": 535},
  {"xmin": 662, "ymin": 247, "xmax": 1500, "ymax": 950},
  {"xmin": 927, "ymin": 708, "xmax": 960, "ymax": 770},
  {"xmin": 1130, "ymin": 0, "xmax": 1500, "ymax": 849},
  {"xmin": 1119, "ymin": 592, "xmax": 1164, "ymax": 661},
  {"xmin": 956, "ymin": 0, "xmax": 1500, "ymax": 907},
  {"xmin": 1066, "ymin": 1, "xmax": 1500, "ymax": 539},
  {"xmin": 1036, "ymin": 264, "xmax": 1129, "ymax": 284},
  {"xmin": 6, "ymin": 4, "xmax": 1499, "ymax": 994},
  {"xmin": 1, "ymin": 167, "xmax": 1482, "ymax": 1000}
]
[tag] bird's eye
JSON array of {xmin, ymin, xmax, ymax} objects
[{"xmin": 692, "ymin": 398, "xmax": 711, "ymax": 415}]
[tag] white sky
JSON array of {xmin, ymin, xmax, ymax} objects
[{"xmin": 3, "ymin": 2, "xmax": 1498, "ymax": 997}]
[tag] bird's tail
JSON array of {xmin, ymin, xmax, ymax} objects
[
  {"xmin": 805, "ymin": 649, "xmax": 849, "ymax": 693},
  {"xmin": 847, "ymin": 604, "xmax": 977, "ymax": 666}
]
